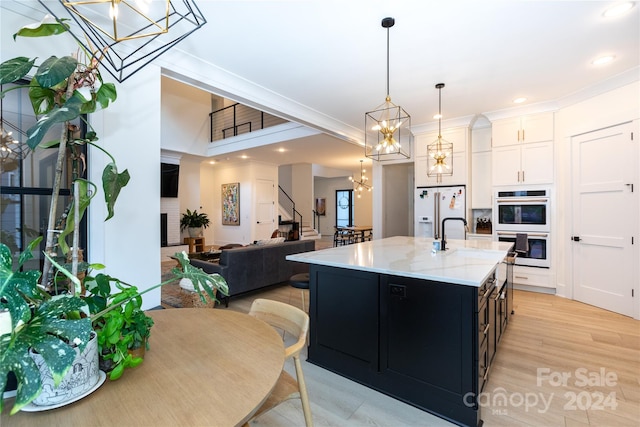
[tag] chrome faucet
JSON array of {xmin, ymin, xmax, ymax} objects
[{"xmin": 441, "ymin": 217, "xmax": 468, "ymax": 251}]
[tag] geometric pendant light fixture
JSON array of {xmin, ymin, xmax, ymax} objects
[
  {"xmin": 349, "ymin": 160, "xmax": 372, "ymax": 198},
  {"xmin": 365, "ymin": 17, "xmax": 412, "ymax": 161},
  {"xmin": 38, "ymin": 0, "xmax": 207, "ymax": 82},
  {"xmin": 426, "ymin": 83, "xmax": 453, "ymax": 183}
]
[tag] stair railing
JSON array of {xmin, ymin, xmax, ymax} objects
[{"xmin": 278, "ymin": 185, "xmax": 302, "ymax": 239}]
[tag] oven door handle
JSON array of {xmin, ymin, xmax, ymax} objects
[
  {"xmin": 496, "ymin": 198, "xmax": 549, "ymax": 203},
  {"xmin": 497, "ymin": 231, "xmax": 549, "ymax": 238}
]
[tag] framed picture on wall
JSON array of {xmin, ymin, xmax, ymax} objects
[
  {"xmin": 315, "ymin": 197, "xmax": 326, "ymax": 216},
  {"xmin": 222, "ymin": 182, "xmax": 240, "ymax": 225}
]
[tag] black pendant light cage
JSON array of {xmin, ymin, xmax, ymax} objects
[
  {"xmin": 426, "ymin": 83, "xmax": 453, "ymax": 183},
  {"xmin": 39, "ymin": 0, "xmax": 207, "ymax": 83},
  {"xmin": 365, "ymin": 17, "xmax": 412, "ymax": 162}
]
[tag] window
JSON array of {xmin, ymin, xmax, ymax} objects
[
  {"xmin": 0, "ymin": 81, "xmax": 86, "ymax": 270},
  {"xmin": 335, "ymin": 189, "xmax": 354, "ymax": 227}
]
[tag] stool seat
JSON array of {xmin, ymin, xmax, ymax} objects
[
  {"xmin": 289, "ymin": 273, "xmax": 310, "ymax": 289},
  {"xmin": 289, "ymin": 273, "xmax": 310, "ymax": 312}
]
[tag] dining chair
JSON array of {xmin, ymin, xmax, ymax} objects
[{"xmin": 245, "ymin": 299, "xmax": 313, "ymax": 427}]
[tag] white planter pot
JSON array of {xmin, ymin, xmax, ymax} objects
[
  {"xmin": 188, "ymin": 227, "xmax": 203, "ymax": 238},
  {"xmin": 30, "ymin": 331, "xmax": 100, "ymax": 407}
]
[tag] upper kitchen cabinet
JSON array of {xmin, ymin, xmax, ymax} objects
[
  {"xmin": 491, "ymin": 112, "xmax": 554, "ymax": 186},
  {"xmin": 491, "ymin": 112, "xmax": 554, "ymax": 147},
  {"xmin": 471, "ymin": 125, "xmax": 492, "ymax": 209},
  {"xmin": 415, "ymin": 126, "xmax": 468, "ymax": 187}
]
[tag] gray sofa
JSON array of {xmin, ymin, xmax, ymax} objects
[{"xmin": 190, "ymin": 239, "xmax": 315, "ymax": 306}]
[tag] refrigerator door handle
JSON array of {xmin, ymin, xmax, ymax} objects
[{"xmin": 434, "ymin": 192, "xmax": 440, "ymax": 239}]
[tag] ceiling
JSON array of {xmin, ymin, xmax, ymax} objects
[
  {"xmin": 3, "ymin": 1, "xmax": 639, "ymax": 174},
  {"xmin": 174, "ymin": 0, "xmax": 639, "ymax": 172}
]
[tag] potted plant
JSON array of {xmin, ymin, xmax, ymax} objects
[
  {"xmin": 0, "ymin": 16, "xmax": 229, "ymax": 414},
  {"xmin": 180, "ymin": 209, "xmax": 211, "ymax": 237}
]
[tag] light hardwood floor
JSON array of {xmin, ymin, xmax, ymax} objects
[{"xmin": 162, "ymin": 239, "xmax": 640, "ymax": 426}]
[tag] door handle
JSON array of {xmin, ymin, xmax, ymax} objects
[{"xmin": 571, "ymin": 236, "xmax": 581, "ymax": 242}]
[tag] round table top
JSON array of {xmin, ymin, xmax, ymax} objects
[{"xmin": 2, "ymin": 308, "xmax": 285, "ymax": 426}]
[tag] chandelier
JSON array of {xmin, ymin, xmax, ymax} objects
[
  {"xmin": 364, "ymin": 17, "xmax": 412, "ymax": 161},
  {"xmin": 349, "ymin": 160, "xmax": 372, "ymax": 198},
  {"xmin": 426, "ymin": 83, "xmax": 453, "ymax": 183},
  {"xmin": 0, "ymin": 89, "xmax": 29, "ymax": 167},
  {"xmin": 39, "ymin": 0, "xmax": 207, "ymax": 82}
]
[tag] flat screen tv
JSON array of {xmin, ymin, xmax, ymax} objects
[{"xmin": 161, "ymin": 163, "xmax": 179, "ymax": 198}]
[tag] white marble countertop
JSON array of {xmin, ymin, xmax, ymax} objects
[{"xmin": 287, "ymin": 236, "xmax": 513, "ymax": 287}]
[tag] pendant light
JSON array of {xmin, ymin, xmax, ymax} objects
[
  {"xmin": 0, "ymin": 86, "xmax": 29, "ymax": 168},
  {"xmin": 365, "ymin": 17, "xmax": 412, "ymax": 161},
  {"xmin": 349, "ymin": 160, "xmax": 372, "ymax": 198},
  {"xmin": 426, "ymin": 83, "xmax": 453, "ymax": 183},
  {"xmin": 39, "ymin": 0, "xmax": 207, "ymax": 82}
]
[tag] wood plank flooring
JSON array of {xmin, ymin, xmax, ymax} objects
[{"xmin": 160, "ymin": 239, "xmax": 640, "ymax": 426}]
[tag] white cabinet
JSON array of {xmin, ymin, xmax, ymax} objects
[
  {"xmin": 471, "ymin": 126, "xmax": 492, "ymax": 209},
  {"xmin": 492, "ymin": 112, "xmax": 554, "ymax": 147},
  {"xmin": 492, "ymin": 141, "xmax": 553, "ymax": 186},
  {"xmin": 491, "ymin": 112, "xmax": 554, "ymax": 186},
  {"xmin": 415, "ymin": 126, "xmax": 468, "ymax": 187}
]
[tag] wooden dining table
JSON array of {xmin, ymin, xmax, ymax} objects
[
  {"xmin": 1, "ymin": 308, "xmax": 285, "ymax": 426},
  {"xmin": 342, "ymin": 225, "xmax": 373, "ymax": 242}
]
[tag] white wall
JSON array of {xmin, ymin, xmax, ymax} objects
[
  {"xmin": 210, "ymin": 161, "xmax": 278, "ymax": 245},
  {"xmin": 292, "ymin": 164, "xmax": 314, "ymax": 226},
  {"xmin": 161, "ymin": 76, "xmax": 211, "ymax": 156},
  {"xmin": 89, "ymin": 66, "xmax": 163, "ymax": 310},
  {"xmin": 313, "ymin": 176, "xmax": 353, "ymax": 236},
  {"xmin": 381, "ymin": 163, "xmax": 415, "ymax": 238}
]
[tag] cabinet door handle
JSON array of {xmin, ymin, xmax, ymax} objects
[
  {"xmin": 517, "ymin": 130, "xmax": 520, "ymax": 141},
  {"xmin": 515, "ymin": 275, "xmax": 528, "ymax": 280},
  {"xmin": 522, "ymin": 170, "xmax": 525, "ymax": 182},
  {"xmin": 483, "ymin": 323, "xmax": 491, "ymax": 335},
  {"xmin": 522, "ymin": 129, "xmax": 525, "ymax": 141},
  {"xmin": 517, "ymin": 171, "xmax": 520, "ymax": 182},
  {"xmin": 483, "ymin": 366, "xmax": 490, "ymax": 381}
]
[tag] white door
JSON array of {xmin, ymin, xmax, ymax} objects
[
  {"xmin": 255, "ymin": 179, "xmax": 275, "ymax": 240},
  {"xmin": 571, "ymin": 122, "xmax": 638, "ymax": 317}
]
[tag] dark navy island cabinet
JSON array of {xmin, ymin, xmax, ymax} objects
[{"xmin": 308, "ymin": 264, "xmax": 501, "ymax": 427}]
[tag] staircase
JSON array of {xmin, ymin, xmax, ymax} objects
[{"xmin": 300, "ymin": 223, "xmax": 321, "ymax": 240}]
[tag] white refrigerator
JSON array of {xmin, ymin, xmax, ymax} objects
[{"xmin": 414, "ymin": 185, "xmax": 467, "ymax": 240}]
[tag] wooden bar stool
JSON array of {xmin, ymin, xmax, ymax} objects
[{"xmin": 289, "ymin": 273, "xmax": 310, "ymax": 312}]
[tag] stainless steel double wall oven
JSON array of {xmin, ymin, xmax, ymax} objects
[{"xmin": 494, "ymin": 188, "xmax": 551, "ymax": 268}]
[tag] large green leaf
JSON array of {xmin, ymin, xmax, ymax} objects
[
  {"xmin": 28, "ymin": 79, "xmax": 57, "ymax": 115},
  {"xmin": 0, "ymin": 57, "xmax": 35, "ymax": 85},
  {"xmin": 13, "ymin": 18, "xmax": 69, "ymax": 40},
  {"xmin": 102, "ymin": 163, "xmax": 130, "ymax": 221},
  {"xmin": 58, "ymin": 179, "xmax": 97, "ymax": 255},
  {"xmin": 35, "ymin": 55, "xmax": 77, "ymax": 89},
  {"xmin": 25, "ymin": 97, "xmax": 82, "ymax": 149},
  {"xmin": 95, "ymin": 82, "xmax": 117, "ymax": 109}
]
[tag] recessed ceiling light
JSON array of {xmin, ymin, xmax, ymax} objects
[
  {"xmin": 240, "ymin": 155, "xmax": 248, "ymax": 159},
  {"xmin": 209, "ymin": 160, "xmax": 216, "ymax": 164},
  {"xmin": 277, "ymin": 148, "xmax": 286, "ymax": 153},
  {"xmin": 603, "ymin": 2, "xmax": 635, "ymax": 17},
  {"xmin": 513, "ymin": 97, "xmax": 527, "ymax": 104},
  {"xmin": 433, "ymin": 114, "xmax": 442, "ymax": 120},
  {"xmin": 592, "ymin": 55, "xmax": 616, "ymax": 66}
]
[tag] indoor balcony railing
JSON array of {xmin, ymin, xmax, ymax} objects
[{"xmin": 209, "ymin": 103, "xmax": 287, "ymax": 142}]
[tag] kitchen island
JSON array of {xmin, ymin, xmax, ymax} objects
[{"xmin": 287, "ymin": 236, "xmax": 513, "ymax": 427}]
